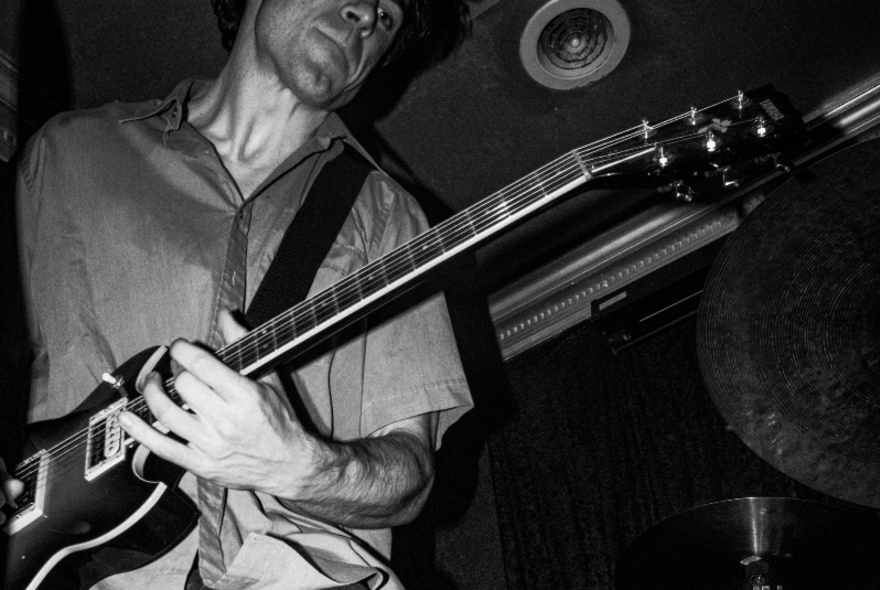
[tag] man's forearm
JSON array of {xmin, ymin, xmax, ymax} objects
[{"xmin": 278, "ymin": 429, "xmax": 435, "ymax": 529}]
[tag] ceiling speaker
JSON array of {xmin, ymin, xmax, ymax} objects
[{"xmin": 519, "ymin": 0, "xmax": 631, "ymax": 90}]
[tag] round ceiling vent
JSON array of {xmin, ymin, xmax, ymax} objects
[{"xmin": 520, "ymin": 0, "xmax": 631, "ymax": 90}]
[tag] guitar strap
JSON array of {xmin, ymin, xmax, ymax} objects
[
  {"xmin": 73, "ymin": 146, "xmax": 375, "ymax": 590},
  {"xmin": 183, "ymin": 146, "xmax": 375, "ymax": 590},
  {"xmin": 244, "ymin": 144, "xmax": 374, "ymax": 327}
]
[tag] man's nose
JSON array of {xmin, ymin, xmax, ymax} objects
[{"xmin": 340, "ymin": 1, "xmax": 377, "ymax": 36}]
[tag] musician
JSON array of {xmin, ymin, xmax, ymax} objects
[{"xmin": 2, "ymin": 0, "xmax": 473, "ymax": 588}]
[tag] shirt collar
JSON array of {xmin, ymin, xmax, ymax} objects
[
  {"xmin": 117, "ymin": 78, "xmax": 363, "ymax": 149},
  {"xmin": 115, "ymin": 78, "xmax": 379, "ymax": 190},
  {"xmin": 118, "ymin": 78, "xmax": 204, "ymax": 131}
]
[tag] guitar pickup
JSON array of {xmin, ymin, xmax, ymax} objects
[
  {"xmin": 3, "ymin": 450, "xmax": 48, "ymax": 535},
  {"xmin": 84, "ymin": 397, "xmax": 128, "ymax": 481}
]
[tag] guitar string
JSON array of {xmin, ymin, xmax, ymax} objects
[
  {"xmin": 202, "ymin": 100, "xmax": 746, "ymax": 371},
  {"xmin": 12, "ymin": 132, "xmax": 709, "ymax": 486},
  {"xmin": 13, "ymin": 105, "xmax": 758, "ymax": 487},
  {"xmin": 214, "ymin": 125, "xmax": 728, "ymax": 372},
  {"xmin": 11, "ymin": 119, "xmax": 740, "ymax": 484},
  {"xmin": 217, "ymin": 127, "xmax": 710, "ymax": 370},
  {"xmin": 10, "ymin": 134, "xmax": 630, "ymax": 484},
  {"xmin": 214, "ymin": 95, "xmax": 750, "ymax": 371},
  {"xmin": 10, "ymin": 124, "xmax": 732, "ymax": 486}
]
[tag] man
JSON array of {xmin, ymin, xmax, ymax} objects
[{"xmin": 2, "ymin": 0, "xmax": 473, "ymax": 588}]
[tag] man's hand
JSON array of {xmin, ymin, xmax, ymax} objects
[
  {"xmin": 1, "ymin": 458, "xmax": 25, "ymax": 525},
  {"xmin": 118, "ymin": 309, "xmax": 437, "ymax": 528},
  {"xmin": 117, "ymin": 310, "xmax": 317, "ymax": 497}
]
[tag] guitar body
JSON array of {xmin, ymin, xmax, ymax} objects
[{"xmin": 2, "ymin": 348, "xmax": 198, "ymax": 590}]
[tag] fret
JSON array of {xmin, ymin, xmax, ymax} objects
[
  {"xmin": 388, "ymin": 247, "xmax": 418, "ymax": 279},
  {"xmin": 355, "ymin": 265, "xmax": 390, "ymax": 299},
  {"xmin": 407, "ymin": 233, "xmax": 444, "ymax": 268},
  {"xmin": 333, "ymin": 275, "xmax": 365, "ymax": 311},
  {"xmin": 434, "ymin": 224, "xmax": 462, "ymax": 255},
  {"xmin": 221, "ymin": 339, "xmax": 248, "ymax": 373},
  {"xmin": 312, "ymin": 293, "xmax": 340, "ymax": 326},
  {"xmin": 461, "ymin": 207, "xmax": 480, "ymax": 238},
  {"xmin": 276, "ymin": 316, "xmax": 297, "ymax": 348},
  {"xmin": 253, "ymin": 324, "xmax": 279, "ymax": 360},
  {"xmin": 295, "ymin": 302, "xmax": 319, "ymax": 336}
]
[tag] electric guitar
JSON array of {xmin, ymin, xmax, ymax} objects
[{"xmin": 2, "ymin": 86, "xmax": 807, "ymax": 590}]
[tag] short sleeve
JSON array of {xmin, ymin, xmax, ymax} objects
[{"xmin": 291, "ymin": 169, "xmax": 473, "ymax": 447}]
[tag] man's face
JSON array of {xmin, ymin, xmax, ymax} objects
[{"xmin": 254, "ymin": 0, "xmax": 405, "ymax": 111}]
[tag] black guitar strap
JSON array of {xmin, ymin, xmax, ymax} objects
[
  {"xmin": 244, "ymin": 144, "xmax": 374, "ymax": 327},
  {"xmin": 71, "ymin": 146, "xmax": 375, "ymax": 590},
  {"xmin": 192, "ymin": 146, "xmax": 375, "ymax": 590}
]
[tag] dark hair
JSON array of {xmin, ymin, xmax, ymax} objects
[
  {"xmin": 209, "ymin": 0, "xmax": 468, "ymax": 68},
  {"xmin": 211, "ymin": 0, "xmax": 246, "ymax": 52}
]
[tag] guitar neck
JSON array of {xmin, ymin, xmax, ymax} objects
[
  {"xmin": 218, "ymin": 151, "xmax": 593, "ymax": 380},
  {"xmin": 185, "ymin": 86, "xmax": 808, "ymax": 385}
]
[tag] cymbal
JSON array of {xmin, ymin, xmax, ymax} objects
[
  {"xmin": 696, "ymin": 138, "xmax": 880, "ymax": 508},
  {"xmin": 615, "ymin": 497, "xmax": 880, "ymax": 590}
]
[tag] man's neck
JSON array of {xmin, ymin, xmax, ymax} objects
[{"xmin": 186, "ymin": 60, "xmax": 329, "ymax": 199}]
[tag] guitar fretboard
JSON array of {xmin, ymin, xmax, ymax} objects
[{"xmin": 216, "ymin": 150, "xmax": 592, "ymax": 379}]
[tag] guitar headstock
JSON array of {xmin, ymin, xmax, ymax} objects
[{"xmin": 583, "ymin": 85, "xmax": 808, "ymax": 199}]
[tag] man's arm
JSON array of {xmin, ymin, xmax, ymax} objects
[
  {"xmin": 278, "ymin": 413, "xmax": 437, "ymax": 528},
  {"xmin": 118, "ymin": 310, "xmax": 437, "ymax": 529}
]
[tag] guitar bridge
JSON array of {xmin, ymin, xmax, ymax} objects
[
  {"xmin": 85, "ymin": 397, "xmax": 129, "ymax": 481},
  {"xmin": 3, "ymin": 450, "xmax": 48, "ymax": 535}
]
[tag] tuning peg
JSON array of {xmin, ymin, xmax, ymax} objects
[
  {"xmin": 673, "ymin": 181, "xmax": 696, "ymax": 202},
  {"xmin": 654, "ymin": 146, "xmax": 670, "ymax": 168},
  {"xmin": 753, "ymin": 116, "xmax": 771, "ymax": 137},
  {"xmin": 704, "ymin": 132, "xmax": 719, "ymax": 153},
  {"xmin": 721, "ymin": 166, "xmax": 744, "ymax": 188},
  {"xmin": 773, "ymin": 155, "xmax": 794, "ymax": 173}
]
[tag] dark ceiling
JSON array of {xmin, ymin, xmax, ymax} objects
[{"xmin": 6, "ymin": 0, "xmax": 880, "ymax": 290}]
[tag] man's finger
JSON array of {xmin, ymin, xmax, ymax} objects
[
  {"xmin": 3, "ymin": 477, "xmax": 25, "ymax": 500},
  {"xmin": 141, "ymin": 372, "xmax": 207, "ymax": 445},
  {"xmin": 218, "ymin": 309, "xmax": 249, "ymax": 345},
  {"xmin": 168, "ymin": 338, "xmax": 255, "ymax": 403},
  {"xmin": 117, "ymin": 410, "xmax": 200, "ymax": 473}
]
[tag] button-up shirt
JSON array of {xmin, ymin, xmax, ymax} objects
[{"xmin": 16, "ymin": 79, "xmax": 472, "ymax": 589}]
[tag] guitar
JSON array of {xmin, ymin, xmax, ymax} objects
[{"xmin": 2, "ymin": 86, "xmax": 806, "ymax": 590}]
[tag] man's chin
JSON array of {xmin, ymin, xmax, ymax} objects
[{"xmin": 294, "ymin": 72, "xmax": 364, "ymax": 112}]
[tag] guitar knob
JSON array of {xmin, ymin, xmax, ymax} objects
[{"xmin": 102, "ymin": 372, "xmax": 126, "ymax": 390}]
